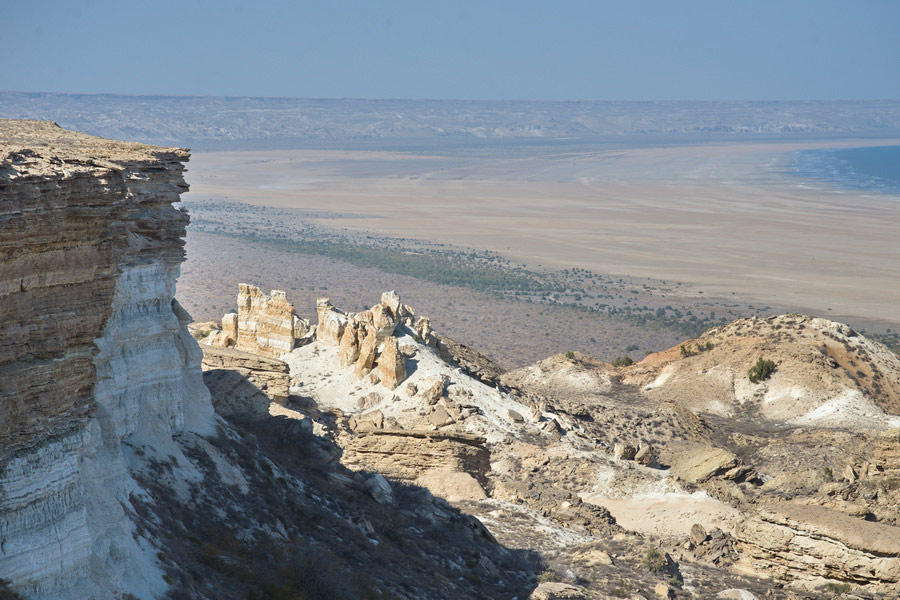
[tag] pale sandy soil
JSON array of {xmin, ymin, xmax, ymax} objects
[
  {"xmin": 582, "ymin": 492, "xmax": 743, "ymax": 541},
  {"xmin": 183, "ymin": 139, "xmax": 900, "ymax": 328}
]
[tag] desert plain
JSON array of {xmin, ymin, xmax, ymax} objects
[{"xmin": 178, "ymin": 137, "xmax": 900, "ymax": 366}]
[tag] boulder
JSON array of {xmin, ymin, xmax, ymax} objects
[
  {"xmin": 613, "ymin": 443, "xmax": 637, "ymax": 460},
  {"xmin": 669, "ymin": 444, "xmax": 738, "ymax": 483},
  {"xmin": 428, "ymin": 406, "xmax": 455, "ymax": 428},
  {"xmin": 421, "ymin": 376, "xmax": 448, "ymax": 405},
  {"xmin": 634, "ymin": 444, "xmax": 657, "ymax": 465},
  {"xmin": 530, "ymin": 582, "xmax": 588, "ymax": 600},
  {"xmin": 690, "ymin": 523, "xmax": 708, "ymax": 546},
  {"xmin": 364, "ymin": 474, "xmax": 394, "ymax": 505}
]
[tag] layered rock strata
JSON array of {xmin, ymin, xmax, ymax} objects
[
  {"xmin": 200, "ymin": 345, "xmax": 290, "ymax": 403},
  {"xmin": 212, "ymin": 284, "xmax": 310, "ymax": 358},
  {"xmin": 0, "ymin": 120, "xmax": 213, "ymax": 599},
  {"xmin": 340, "ymin": 429, "xmax": 491, "ymax": 490},
  {"xmin": 734, "ymin": 504, "xmax": 900, "ymax": 592}
]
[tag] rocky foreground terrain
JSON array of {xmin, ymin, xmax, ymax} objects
[{"xmin": 1, "ymin": 120, "xmax": 899, "ymax": 599}]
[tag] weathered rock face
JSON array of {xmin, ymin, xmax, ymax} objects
[
  {"xmin": 340, "ymin": 429, "xmax": 491, "ymax": 491},
  {"xmin": 0, "ymin": 120, "xmax": 214, "ymax": 599},
  {"xmin": 315, "ymin": 298, "xmax": 347, "ymax": 346},
  {"xmin": 733, "ymin": 504, "xmax": 900, "ymax": 593},
  {"xmin": 377, "ymin": 336, "xmax": 407, "ymax": 390},
  {"xmin": 200, "ymin": 345, "xmax": 290, "ymax": 403},
  {"xmin": 210, "ymin": 284, "xmax": 309, "ymax": 358}
]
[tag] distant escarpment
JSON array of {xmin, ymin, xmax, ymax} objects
[
  {"xmin": 5, "ymin": 93, "xmax": 900, "ymax": 148},
  {"xmin": 0, "ymin": 120, "xmax": 214, "ymax": 598}
]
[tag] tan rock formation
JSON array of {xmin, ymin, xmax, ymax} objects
[
  {"xmin": 734, "ymin": 504, "xmax": 900, "ymax": 592},
  {"xmin": 380, "ymin": 290, "xmax": 401, "ymax": 315},
  {"xmin": 237, "ymin": 285, "xmax": 308, "ymax": 358},
  {"xmin": 377, "ymin": 336, "xmax": 407, "ymax": 389},
  {"xmin": 337, "ymin": 322, "xmax": 360, "ymax": 366},
  {"xmin": 341, "ymin": 429, "xmax": 490, "ymax": 487},
  {"xmin": 623, "ymin": 314, "xmax": 900, "ymax": 429},
  {"xmin": 200, "ymin": 345, "xmax": 290, "ymax": 403},
  {"xmin": 316, "ymin": 298, "xmax": 347, "ymax": 346},
  {"xmin": 354, "ymin": 327, "xmax": 377, "ymax": 379},
  {"xmin": 209, "ymin": 285, "xmax": 310, "ymax": 358}
]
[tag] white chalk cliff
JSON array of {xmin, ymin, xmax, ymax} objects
[{"xmin": 0, "ymin": 120, "xmax": 214, "ymax": 599}]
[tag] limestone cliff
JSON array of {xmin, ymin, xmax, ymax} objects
[{"xmin": 0, "ymin": 120, "xmax": 213, "ymax": 599}]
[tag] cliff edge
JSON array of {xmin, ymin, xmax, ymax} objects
[{"xmin": 0, "ymin": 120, "xmax": 214, "ymax": 598}]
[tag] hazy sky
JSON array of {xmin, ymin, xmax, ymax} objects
[{"xmin": 3, "ymin": 0, "xmax": 898, "ymax": 100}]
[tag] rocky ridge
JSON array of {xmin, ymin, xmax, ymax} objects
[{"xmin": 200, "ymin": 283, "xmax": 900, "ymax": 598}]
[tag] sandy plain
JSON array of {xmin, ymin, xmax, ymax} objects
[{"xmin": 183, "ymin": 138, "xmax": 900, "ymax": 328}]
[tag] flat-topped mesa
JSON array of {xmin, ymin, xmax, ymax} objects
[
  {"xmin": 211, "ymin": 284, "xmax": 311, "ymax": 358},
  {"xmin": 0, "ymin": 120, "xmax": 213, "ymax": 599}
]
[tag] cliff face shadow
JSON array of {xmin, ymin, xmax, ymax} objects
[{"xmin": 129, "ymin": 370, "xmax": 542, "ymax": 600}]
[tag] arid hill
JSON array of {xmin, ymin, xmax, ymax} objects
[{"xmin": 623, "ymin": 314, "xmax": 900, "ymax": 431}]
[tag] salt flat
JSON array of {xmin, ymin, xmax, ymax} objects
[{"xmin": 184, "ymin": 139, "xmax": 900, "ymax": 326}]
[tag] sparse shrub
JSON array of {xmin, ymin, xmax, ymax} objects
[
  {"xmin": 162, "ymin": 574, "xmax": 174, "ymax": 585},
  {"xmin": 642, "ymin": 548, "xmax": 667, "ymax": 573},
  {"xmin": 537, "ymin": 570, "xmax": 560, "ymax": 583},
  {"xmin": 748, "ymin": 357, "xmax": 776, "ymax": 383},
  {"xmin": 565, "ymin": 351, "xmax": 575, "ymax": 359},
  {"xmin": 613, "ymin": 355, "xmax": 634, "ymax": 367},
  {"xmin": 823, "ymin": 582, "xmax": 851, "ymax": 595},
  {"xmin": 626, "ymin": 344, "xmax": 639, "ymax": 352},
  {"xmin": 609, "ymin": 588, "xmax": 627, "ymax": 598},
  {"xmin": 680, "ymin": 344, "xmax": 696, "ymax": 358}
]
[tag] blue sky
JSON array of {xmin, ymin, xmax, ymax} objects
[{"xmin": 2, "ymin": 0, "xmax": 898, "ymax": 100}]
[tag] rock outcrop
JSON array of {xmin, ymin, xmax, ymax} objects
[
  {"xmin": 210, "ymin": 284, "xmax": 310, "ymax": 358},
  {"xmin": 734, "ymin": 504, "xmax": 900, "ymax": 592},
  {"xmin": 340, "ymin": 429, "xmax": 491, "ymax": 497},
  {"xmin": 377, "ymin": 336, "xmax": 407, "ymax": 389},
  {"xmin": 0, "ymin": 120, "xmax": 214, "ymax": 599},
  {"xmin": 200, "ymin": 345, "xmax": 291, "ymax": 403}
]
